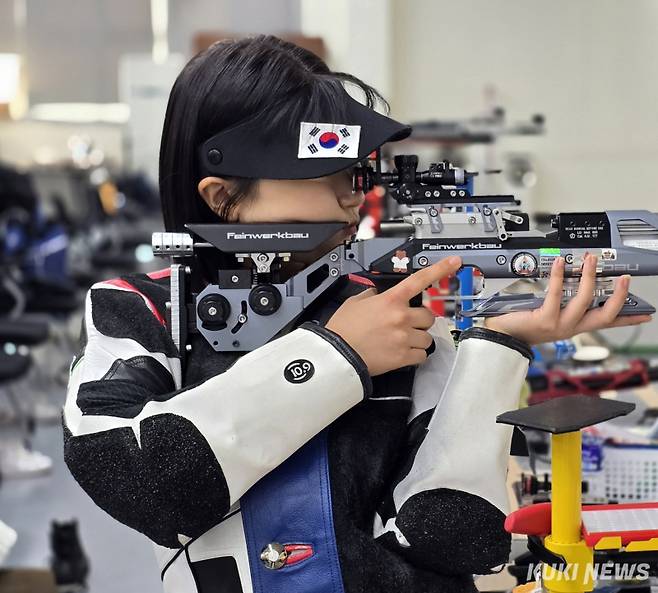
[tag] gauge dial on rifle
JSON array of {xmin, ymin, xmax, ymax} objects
[{"xmin": 511, "ymin": 252, "xmax": 538, "ymax": 277}]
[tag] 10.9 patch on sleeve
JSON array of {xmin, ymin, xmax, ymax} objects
[{"xmin": 297, "ymin": 122, "xmax": 361, "ymax": 159}]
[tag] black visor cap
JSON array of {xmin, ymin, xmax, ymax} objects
[{"xmin": 199, "ymin": 93, "xmax": 411, "ymax": 180}]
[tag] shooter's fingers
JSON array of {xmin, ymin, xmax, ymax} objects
[
  {"xmin": 596, "ymin": 274, "xmax": 630, "ymax": 321},
  {"xmin": 347, "ymin": 287, "xmax": 377, "ymax": 302},
  {"xmin": 407, "ymin": 306, "xmax": 436, "ymax": 330},
  {"xmin": 540, "ymin": 256, "xmax": 564, "ymax": 317},
  {"xmin": 409, "ymin": 329, "xmax": 434, "ymax": 350},
  {"xmin": 561, "ymin": 255, "xmax": 598, "ymax": 327},
  {"xmin": 386, "ymin": 257, "xmax": 462, "ymax": 303},
  {"xmin": 576, "ymin": 312, "xmax": 652, "ymax": 334},
  {"xmin": 604, "ymin": 315, "xmax": 653, "ymax": 328},
  {"xmin": 406, "ymin": 348, "xmax": 430, "ymax": 367},
  {"xmin": 571, "ymin": 274, "xmax": 631, "ymax": 332}
]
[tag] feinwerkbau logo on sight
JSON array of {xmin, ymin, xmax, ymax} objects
[{"xmin": 226, "ymin": 231, "xmax": 310, "ymax": 240}]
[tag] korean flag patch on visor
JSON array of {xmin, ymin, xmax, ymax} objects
[
  {"xmin": 298, "ymin": 123, "xmax": 361, "ymax": 159},
  {"xmin": 198, "ymin": 90, "xmax": 411, "ymax": 180}
]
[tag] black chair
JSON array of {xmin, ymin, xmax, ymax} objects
[
  {"xmin": 0, "ymin": 318, "xmax": 50, "ymax": 346},
  {"xmin": 0, "ymin": 351, "xmax": 31, "ymax": 383}
]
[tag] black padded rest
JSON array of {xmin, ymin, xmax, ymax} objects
[
  {"xmin": 0, "ymin": 352, "xmax": 31, "ymax": 381},
  {"xmin": 0, "ymin": 318, "xmax": 50, "ymax": 345},
  {"xmin": 497, "ymin": 395, "xmax": 635, "ymax": 434}
]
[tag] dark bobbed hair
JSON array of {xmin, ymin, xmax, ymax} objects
[{"xmin": 159, "ymin": 35, "xmax": 387, "ymax": 232}]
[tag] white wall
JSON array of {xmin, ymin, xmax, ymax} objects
[
  {"xmin": 170, "ymin": 0, "xmax": 300, "ymax": 53},
  {"xmin": 119, "ymin": 53, "xmax": 185, "ymax": 182},
  {"xmin": 0, "ymin": 0, "xmax": 301, "ymax": 105},
  {"xmin": 10, "ymin": 0, "xmax": 152, "ymax": 104},
  {"xmin": 391, "ymin": 0, "xmax": 658, "ymax": 213},
  {"xmin": 301, "ymin": 0, "xmax": 392, "ymax": 98}
]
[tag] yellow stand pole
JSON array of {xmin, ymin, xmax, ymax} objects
[
  {"xmin": 552, "ymin": 432, "xmax": 583, "ymax": 545},
  {"xmin": 543, "ymin": 431, "xmax": 593, "ymax": 593}
]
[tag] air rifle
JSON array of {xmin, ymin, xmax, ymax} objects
[{"xmin": 152, "ymin": 153, "xmax": 657, "ymax": 359}]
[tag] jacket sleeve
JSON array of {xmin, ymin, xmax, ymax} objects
[
  {"xmin": 374, "ymin": 325, "xmax": 532, "ymax": 575},
  {"xmin": 63, "ymin": 281, "xmax": 371, "ymax": 548}
]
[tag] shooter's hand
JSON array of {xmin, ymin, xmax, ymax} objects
[
  {"xmin": 326, "ymin": 256, "xmax": 462, "ymax": 376},
  {"xmin": 484, "ymin": 254, "xmax": 653, "ymax": 346}
]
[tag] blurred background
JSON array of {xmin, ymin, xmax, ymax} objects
[{"xmin": 0, "ymin": 1, "xmax": 657, "ymax": 591}]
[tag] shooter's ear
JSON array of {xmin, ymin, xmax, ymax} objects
[{"xmin": 198, "ymin": 177, "xmax": 233, "ymax": 217}]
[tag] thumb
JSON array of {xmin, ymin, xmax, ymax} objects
[{"xmin": 349, "ymin": 287, "xmax": 377, "ymax": 301}]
